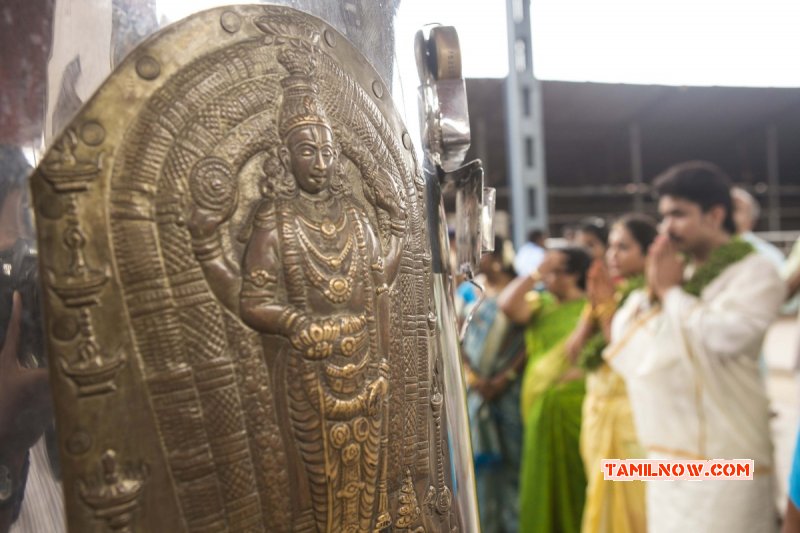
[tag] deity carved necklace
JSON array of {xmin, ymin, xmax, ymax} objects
[
  {"xmin": 300, "ymin": 249, "xmax": 359, "ymax": 304},
  {"xmin": 295, "ymin": 221, "xmax": 354, "ymax": 270},
  {"xmin": 298, "ymin": 208, "xmax": 347, "ymax": 240},
  {"xmin": 294, "ymin": 220, "xmax": 358, "ymax": 303}
]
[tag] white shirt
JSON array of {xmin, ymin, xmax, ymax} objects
[
  {"xmin": 741, "ymin": 231, "xmax": 784, "ymax": 271},
  {"xmin": 513, "ymin": 242, "xmax": 545, "ymax": 277},
  {"xmin": 605, "ymin": 253, "xmax": 784, "ymax": 532}
]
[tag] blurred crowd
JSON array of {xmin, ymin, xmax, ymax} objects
[{"xmin": 457, "ymin": 160, "xmax": 800, "ymax": 533}]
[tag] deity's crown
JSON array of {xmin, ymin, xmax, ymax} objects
[{"xmin": 277, "ymin": 48, "xmax": 330, "ymax": 139}]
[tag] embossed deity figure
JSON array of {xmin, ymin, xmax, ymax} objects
[
  {"xmin": 192, "ymin": 46, "xmax": 405, "ymax": 533},
  {"xmin": 27, "ymin": 6, "xmax": 483, "ymax": 533}
]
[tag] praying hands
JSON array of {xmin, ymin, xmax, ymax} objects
[{"xmin": 647, "ymin": 235, "xmax": 685, "ymax": 300}]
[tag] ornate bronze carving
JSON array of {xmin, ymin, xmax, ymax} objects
[
  {"xmin": 38, "ymin": 130, "xmax": 126, "ymax": 398},
  {"xmin": 79, "ymin": 449, "xmax": 146, "ymax": 532},
  {"xmin": 31, "ymin": 5, "xmax": 470, "ymax": 532}
]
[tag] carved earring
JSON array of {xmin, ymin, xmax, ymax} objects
[{"xmin": 278, "ymin": 146, "xmax": 291, "ymax": 170}]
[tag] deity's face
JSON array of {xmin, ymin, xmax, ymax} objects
[{"xmin": 281, "ymin": 124, "xmax": 337, "ymax": 195}]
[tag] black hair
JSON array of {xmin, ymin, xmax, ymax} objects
[
  {"xmin": 0, "ymin": 145, "xmax": 30, "ymax": 208},
  {"xmin": 526, "ymin": 229, "xmax": 545, "ymax": 245},
  {"xmin": 653, "ymin": 160, "xmax": 736, "ymax": 235},
  {"xmin": 553, "ymin": 246, "xmax": 592, "ymax": 290},
  {"xmin": 614, "ymin": 213, "xmax": 658, "ymax": 255},
  {"xmin": 577, "ymin": 217, "xmax": 608, "ymax": 245},
  {"xmin": 489, "ymin": 235, "xmax": 516, "ymax": 277}
]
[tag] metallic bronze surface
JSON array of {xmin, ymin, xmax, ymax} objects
[{"xmin": 30, "ymin": 5, "xmax": 466, "ymax": 532}]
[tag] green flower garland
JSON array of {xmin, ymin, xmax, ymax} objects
[
  {"xmin": 578, "ymin": 237, "xmax": 754, "ymax": 371},
  {"xmin": 682, "ymin": 237, "xmax": 753, "ymax": 296},
  {"xmin": 578, "ymin": 275, "xmax": 644, "ymax": 371},
  {"xmin": 578, "ymin": 333, "xmax": 609, "ymax": 371}
]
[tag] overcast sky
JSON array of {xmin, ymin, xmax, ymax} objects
[
  {"xmin": 157, "ymin": 0, "xmax": 800, "ymax": 86},
  {"xmin": 397, "ymin": 0, "xmax": 800, "ymax": 87}
]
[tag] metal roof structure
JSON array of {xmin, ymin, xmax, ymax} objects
[{"xmin": 465, "ymin": 78, "xmax": 800, "ymax": 231}]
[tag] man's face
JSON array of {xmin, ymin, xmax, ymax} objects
[
  {"xmin": 283, "ymin": 125, "xmax": 336, "ymax": 194},
  {"xmin": 657, "ymin": 195, "xmax": 720, "ymax": 254}
]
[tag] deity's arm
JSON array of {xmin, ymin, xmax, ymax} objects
[
  {"xmin": 192, "ymin": 234, "xmax": 241, "ymax": 315},
  {"xmin": 383, "ymin": 233, "xmax": 403, "ymax": 285},
  {"xmin": 361, "ymin": 170, "xmax": 405, "ymax": 285},
  {"xmin": 239, "ymin": 203, "xmax": 306, "ymax": 337},
  {"xmin": 187, "ymin": 200, "xmax": 242, "ymax": 314},
  {"xmin": 362, "ymin": 213, "xmax": 403, "ymax": 286}
]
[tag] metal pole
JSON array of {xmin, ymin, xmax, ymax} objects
[
  {"xmin": 628, "ymin": 122, "xmax": 644, "ymax": 213},
  {"xmin": 766, "ymin": 124, "xmax": 781, "ymax": 231},
  {"xmin": 505, "ymin": 0, "xmax": 548, "ymax": 248}
]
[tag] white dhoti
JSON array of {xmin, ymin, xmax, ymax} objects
[
  {"xmin": 646, "ymin": 453, "xmax": 777, "ymax": 533},
  {"xmin": 605, "ymin": 253, "xmax": 785, "ymax": 533}
]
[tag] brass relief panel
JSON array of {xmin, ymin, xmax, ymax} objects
[{"xmin": 30, "ymin": 5, "xmax": 462, "ymax": 532}]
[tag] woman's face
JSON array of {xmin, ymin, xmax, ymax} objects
[
  {"xmin": 605, "ymin": 224, "xmax": 646, "ymax": 279},
  {"xmin": 538, "ymin": 250, "xmax": 573, "ymax": 299},
  {"xmin": 478, "ymin": 251, "xmax": 500, "ymax": 276},
  {"xmin": 575, "ymin": 230, "xmax": 606, "ymax": 261}
]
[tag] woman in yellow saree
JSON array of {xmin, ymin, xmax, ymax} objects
[
  {"xmin": 569, "ymin": 214, "xmax": 657, "ymax": 533},
  {"xmin": 500, "ymin": 246, "xmax": 593, "ymax": 533}
]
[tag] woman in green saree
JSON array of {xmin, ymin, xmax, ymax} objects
[{"xmin": 499, "ymin": 246, "xmax": 593, "ymax": 533}]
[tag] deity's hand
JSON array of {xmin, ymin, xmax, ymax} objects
[
  {"xmin": 187, "ymin": 205, "xmax": 232, "ymax": 241},
  {"xmin": 187, "ymin": 157, "xmax": 237, "ymax": 240},
  {"xmin": 366, "ymin": 376, "xmax": 389, "ymax": 416},
  {"xmin": 365, "ymin": 171, "xmax": 406, "ymax": 221},
  {"xmin": 377, "ymin": 188, "xmax": 405, "ymax": 220},
  {"xmin": 289, "ymin": 318, "xmax": 339, "ymax": 360}
]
